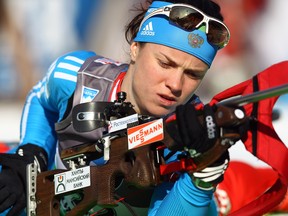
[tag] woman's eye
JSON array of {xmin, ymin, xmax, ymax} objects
[
  {"xmin": 159, "ymin": 60, "xmax": 170, "ymax": 68},
  {"xmin": 186, "ymin": 71, "xmax": 204, "ymax": 80}
]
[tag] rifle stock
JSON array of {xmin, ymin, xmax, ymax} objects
[{"xmin": 35, "ymin": 136, "xmax": 161, "ymax": 216}]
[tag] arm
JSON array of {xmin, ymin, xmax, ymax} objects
[
  {"xmin": 0, "ymin": 50, "xmax": 96, "ymax": 216},
  {"xmin": 149, "ymin": 173, "xmax": 217, "ymax": 216},
  {"xmin": 148, "ymin": 148, "xmax": 220, "ymax": 216},
  {"xmin": 149, "ymin": 102, "xmax": 242, "ymax": 216},
  {"xmin": 19, "ymin": 50, "xmax": 96, "ymax": 166}
]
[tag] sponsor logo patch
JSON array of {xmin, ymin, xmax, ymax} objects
[
  {"xmin": 108, "ymin": 114, "xmax": 139, "ymax": 133},
  {"xmin": 140, "ymin": 21, "xmax": 155, "ymax": 36},
  {"xmin": 81, "ymin": 86, "xmax": 99, "ymax": 103},
  {"xmin": 206, "ymin": 115, "xmax": 216, "ymax": 139},
  {"xmin": 127, "ymin": 119, "xmax": 164, "ymax": 149},
  {"xmin": 54, "ymin": 166, "xmax": 91, "ymax": 195}
]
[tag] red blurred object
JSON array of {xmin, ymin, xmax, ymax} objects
[
  {"xmin": 215, "ymin": 161, "xmax": 288, "ymax": 215},
  {"xmin": 210, "ymin": 61, "xmax": 288, "ymax": 215},
  {"xmin": 0, "ymin": 142, "xmax": 10, "ymax": 152}
]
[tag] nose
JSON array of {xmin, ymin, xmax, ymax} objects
[{"xmin": 165, "ymin": 70, "xmax": 183, "ymax": 95}]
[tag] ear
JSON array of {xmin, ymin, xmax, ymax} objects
[{"xmin": 130, "ymin": 42, "xmax": 139, "ymax": 61}]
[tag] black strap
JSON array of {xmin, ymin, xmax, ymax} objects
[
  {"xmin": 251, "ymin": 76, "xmax": 259, "ymax": 156},
  {"xmin": 62, "ymin": 93, "xmax": 74, "ymax": 120}
]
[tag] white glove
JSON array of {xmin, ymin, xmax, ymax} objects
[{"xmin": 191, "ymin": 151, "xmax": 229, "ymax": 190}]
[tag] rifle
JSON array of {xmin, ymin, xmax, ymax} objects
[
  {"xmin": 27, "ymin": 84, "xmax": 288, "ymax": 216},
  {"xmin": 27, "ymin": 92, "xmax": 163, "ymax": 216}
]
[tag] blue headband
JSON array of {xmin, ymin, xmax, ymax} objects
[{"xmin": 133, "ymin": 1, "xmax": 218, "ymax": 67}]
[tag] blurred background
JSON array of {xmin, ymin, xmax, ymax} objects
[{"xmin": 0, "ymin": 0, "xmax": 287, "ymax": 167}]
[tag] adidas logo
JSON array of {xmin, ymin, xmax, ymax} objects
[{"xmin": 140, "ymin": 21, "xmax": 155, "ymax": 36}]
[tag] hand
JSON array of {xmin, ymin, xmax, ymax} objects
[
  {"xmin": 0, "ymin": 144, "xmax": 48, "ymax": 216},
  {"xmin": 166, "ymin": 104, "xmax": 220, "ymax": 153},
  {"xmin": 166, "ymin": 103, "xmax": 247, "ymax": 153},
  {"xmin": 0, "ymin": 167, "xmax": 26, "ymax": 216},
  {"xmin": 190, "ymin": 150, "xmax": 230, "ymax": 190}
]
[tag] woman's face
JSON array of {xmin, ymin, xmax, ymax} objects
[{"xmin": 122, "ymin": 42, "xmax": 209, "ymax": 117}]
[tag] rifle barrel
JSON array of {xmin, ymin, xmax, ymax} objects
[{"xmin": 218, "ymin": 84, "xmax": 288, "ymax": 106}]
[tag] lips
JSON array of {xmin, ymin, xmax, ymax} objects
[
  {"xmin": 158, "ymin": 94, "xmax": 177, "ymax": 106},
  {"xmin": 161, "ymin": 94, "xmax": 176, "ymax": 101}
]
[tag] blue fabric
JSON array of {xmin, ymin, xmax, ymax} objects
[
  {"xmin": 148, "ymin": 148, "xmax": 218, "ymax": 215},
  {"xmin": 134, "ymin": 1, "xmax": 218, "ymax": 67},
  {"xmin": 19, "ymin": 50, "xmax": 96, "ymax": 167},
  {"xmin": 148, "ymin": 173, "xmax": 217, "ymax": 215},
  {"xmin": 15, "ymin": 49, "xmax": 217, "ymax": 215}
]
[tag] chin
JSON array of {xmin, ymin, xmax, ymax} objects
[{"xmin": 146, "ymin": 106, "xmax": 173, "ymax": 118}]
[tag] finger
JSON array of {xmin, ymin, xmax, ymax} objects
[
  {"xmin": 176, "ymin": 105, "xmax": 191, "ymax": 145},
  {"xmin": 193, "ymin": 169, "xmax": 223, "ymax": 178},
  {"xmin": 195, "ymin": 173, "xmax": 223, "ymax": 183},
  {"xmin": 6, "ymin": 194, "xmax": 26, "ymax": 216},
  {"xmin": 200, "ymin": 159, "xmax": 229, "ymax": 173},
  {"xmin": 0, "ymin": 187, "xmax": 10, "ymax": 203},
  {"xmin": 0, "ymin": 193, "xmax": 16, "ymax": 213}
]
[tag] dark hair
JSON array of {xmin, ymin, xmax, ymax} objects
[{"xmin": 125, "ymin": 0, "xmax": 223, "ymax": 44}]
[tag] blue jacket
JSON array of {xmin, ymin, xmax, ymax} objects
[{"xmin": 19, "ymin": 50, "xmax": 217, "ymax": 216}]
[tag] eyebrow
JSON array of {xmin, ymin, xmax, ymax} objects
[
  {"xmin": 161, "ymin": 53, "xmax": 205, "ymax": 75},
  {"xmin": 161, "ymin": 54, "xmax": 178, "ymax": 67}
]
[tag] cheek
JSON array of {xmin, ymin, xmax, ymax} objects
[
  {"xmin": 182, "ymin": 79, "xmax": 202, "ymax": 99},
  {"xmin": 192, "ymin": 79, "xmax": 202, "ymax": 89},
  {"xmin": 134, "ymin": 50, "xmax": 160, "ymax": 80},
  {"xmin": 134, "ymin": 62, "xmax": 158, "ymax": 84},
  {"xmin": 131, "ymin": 65, "xmax": 150, "ymax": 96}
]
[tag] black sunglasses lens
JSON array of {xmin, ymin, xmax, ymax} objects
[
  {"xmin": 170, "ymin": 6, "xmax": 203, "ymax": 31},
  {"xmin": 207, "ymin": 21, "xmax": 229, "ymax": 47}
]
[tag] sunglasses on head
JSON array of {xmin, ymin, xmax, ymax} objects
[{"xmin": 140, "ymin": 4, "xmax": 230, "ymax": 49}]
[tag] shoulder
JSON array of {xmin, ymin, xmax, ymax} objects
[
  {"xmin": 47, "ymin": 50, "xmax": 96, "ymax": 87},
  {"xmin": 53, "ymin": 50, "xmax": 97, "ymax": 73},
  {"xmin": 45, "ymin": 51, "xmax": 97, "ymax": 107},
  {"xmin": 60, "ymin": 50, "xmax": 97, "ymax": 61}
]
